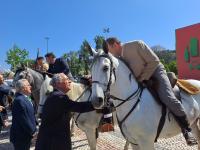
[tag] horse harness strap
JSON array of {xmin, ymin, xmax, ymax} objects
[
  {"xmin": 73, "ymin": 87, "xmax": 92, "ymax": 127},
  {"xmin": 146, "ymin": 86, "xmax": 167, "ymax": 142},
  {"xmin": 110, "ymin": 84, "xmax": 141, "ymax": 108},
  {"xmin": 154, "ymin": 104, "xmax": 167, "ymax": 142},
  {"xmin": 114, "ymin": 86, "xmax": 143, "ymax": 144}
]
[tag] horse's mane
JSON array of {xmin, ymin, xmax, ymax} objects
[
  {"xmin": 14, "ymin": 68, "xmax": 24, "ymax": 77},
  {"xmin": 14, "ymin": 67, "xmax": 44, "ymax": 79},
  {"xmin": 108, "ymin": 53, "xmax": 136, "ymax": 82},
  {"xmin": 27, "ymin": 68, "xmax": 45, "ymax": 80},
  {"xmin": 117, "ymin": 56, "xmax": 136, "ymax": 78}
]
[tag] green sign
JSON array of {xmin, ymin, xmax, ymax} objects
[{"xmin": 183, "ymin": 38, "xmax": 200, "ymax": 70}]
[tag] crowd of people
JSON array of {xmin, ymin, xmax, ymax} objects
[{"xmin": 0, "ymin": 37, "xmax": 197, "ymax": 150}]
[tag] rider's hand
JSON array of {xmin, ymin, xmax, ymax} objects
[
  {"xmin": 3, "ymin": 120, "xmax": 9, "ymax": 127},
  {"xmin": 0, "ymin": 105, "xmax": 5, "ymax": 112}
]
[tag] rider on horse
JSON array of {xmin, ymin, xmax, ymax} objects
[
  {"xmin": 45, "ymin": 52, "xmax": 74, "ymax": 81},
  {"xmin": 105, "ymin": 37, "xmax": 197, "ymax": 146}
]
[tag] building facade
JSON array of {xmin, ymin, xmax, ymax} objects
[{"xmin": 176, "ymin": 23, "xmax": 200, "ymax": 79}]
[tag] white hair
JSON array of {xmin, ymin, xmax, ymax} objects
[
  {"xmin": 15, "ymin": 79, "xmax": 28, "ymax": 92},
  {"xmin": 50, "ymin": 73, "xmax": 66, "ymax": 87}
]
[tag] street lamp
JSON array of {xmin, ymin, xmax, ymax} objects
[{"xmin": 45, "ymin": 37, "xmax": 50, "ymax": 53}]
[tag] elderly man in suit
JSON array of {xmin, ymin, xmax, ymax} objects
[
  {"xmin": 10, "ymin": 79, "xmax": 36, "ymax": 150},
  {"xmin": 106, "ymin": 37, "xmax": 197, "ymax": 146},
  {"xmin": 35, "ymin": 73, "xmax": 95, "ymax": 150}
]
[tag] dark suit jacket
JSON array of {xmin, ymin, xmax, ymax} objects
[
  {"xmin": 47, "ymin": 57, "xmax": 74, "ymax": 80},
  {"xmin": 0, "ymin": 85, "xmax": 9, "ymax": 127},
  {"xmin": 10, "ymin": 93, "xmax": 36, "ymax": 145},
  {"xmin": 35, "ymin": 90, "xmax": 94, "ymax": 150}
]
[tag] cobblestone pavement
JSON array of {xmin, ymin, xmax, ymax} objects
[{"xmin": 0, "ymin": 120, "xmax": 198, "ymax": 150}]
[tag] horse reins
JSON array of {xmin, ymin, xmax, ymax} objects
[{"xmin": 73, "ymin": 86, "xmax": 92, "ymax": 127}]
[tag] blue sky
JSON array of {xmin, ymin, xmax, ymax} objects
[{"xmin": 0, "ymin": 0, "xmax": 200, "ymax": 70}]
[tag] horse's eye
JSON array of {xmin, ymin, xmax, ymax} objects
[{"xmin": 103, "ymin": 66, "xmax": 109, "ymax": 72}]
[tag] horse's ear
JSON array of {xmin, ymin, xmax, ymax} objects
[
  {"xmin": 102, "ymin": 39, "xmax": 109, "ymax": 54},
  {"xmin": 21, "ymin": 63, "xmax": 26, "ymax": 69},
  {"xmin": 85, "ymin": 42, "xmax": 98, "ymax": 56}
]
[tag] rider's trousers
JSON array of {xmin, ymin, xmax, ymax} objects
[{"xmin": 151, "ymin": 64, "xmax": 186, "ymax": 117}]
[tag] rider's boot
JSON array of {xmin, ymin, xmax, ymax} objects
[{"xmin": 175, "ymin": 115, "xmax": 198, "ymax": 146}]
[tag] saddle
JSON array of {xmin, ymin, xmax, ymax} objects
[{"xmin": 167, "ymin": 72, "xmax": 200, "ymax": 95}]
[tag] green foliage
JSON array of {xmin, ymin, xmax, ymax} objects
[
  {"xmin": 6, "ymin": 37, "xmax": 178, "ymax": 78},
  {"xmin": 153, "ymin": 48, "xmax": 177, "ymax": 74},
  {"xmin": 166, "ymin": 60, "xmax": 177, "ymax": 74},
  {"xmin": 61, "ymin": 36, "xmax": 106, "ymax": 77},
  {"xmin": 62, "ymin": 51, "xmax": 80, "ymax": 76},
  {"xmin": 160, "ymin": 58, "xmax": 177, "ymax": 74},
  {"xmin": 154, "ymin": 50, "xmax": 176, "ymax": 64},
  {"xmin": 5, "ymin": 45, "xmax": 31, "ymax": 71},
  {"xmin": 94, "ymin": 35, "xmax": 105, "ymax": 49},
  {"xmin": 79, "ymin": 40, "xmax": 92, "ymax": 75}
]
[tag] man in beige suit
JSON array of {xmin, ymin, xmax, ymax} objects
[{"xmin": 106, "ymin": 37, "xmax": 197, "ymax": 146}]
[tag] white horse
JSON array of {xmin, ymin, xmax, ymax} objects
[{"xmin": 89, "ymin": 46, "xmax": 200, "ymax": 150}]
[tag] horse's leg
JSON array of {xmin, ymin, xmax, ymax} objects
[
  {"xmin": 130, "ymin": 144, "xmax": 140, "ymax": 150},
  {"xmin": 191, "ymin": 119, "xmax": 200, "ymax": 150},
  {"xmin": 136, "ymin": 139, "xmax": 154, "ymax": 150},
  {"xmin": 70, "ymin": 119, "xmax": 75, "ymax": 136},
  {"xmin": 85, "ymin": 128, "xmax": 97, "ymax": 150},
  {"xmin": 124, "ymin": 140, "xmax": 129, "ymax": 150}
]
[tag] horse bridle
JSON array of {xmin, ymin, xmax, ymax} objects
[
  {"xmin": 91, "ymin": 54, "xmax": 116, "ymax": 105},
  {"xmin": 73, "ymin": 86, "xmax": 92, "ymax": 126}
]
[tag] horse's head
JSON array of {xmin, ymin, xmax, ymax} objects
[
  {"xmin": 13, "ymin": 67, "xmax": 34, "ymax": 87},
  {"xmin": 89, "ymin": 41, "xmax": 117, "ymax": 109}
]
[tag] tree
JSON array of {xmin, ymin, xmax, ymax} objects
[
  {"xmin": 151, "ymin": 45, "xmax": 166, "ymax": 51},
  {"xmin": 167, "ymin": 60, "xmax": 177, "ymax": 74},
  {"xmin": 79, "ymin": 40, "xmax": 92, "ymax": 75},
  {"xmin": 5, "ymin": 45, "xmax": 30, "ymax": 71},
  {"xmin": 94, "ymin": 35, "xmax": 105, "ymax": 49}
]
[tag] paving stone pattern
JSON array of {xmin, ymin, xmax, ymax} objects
[{"xmin": 0, "ymin": 121, "xmax": 198, "ymax": 150}]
